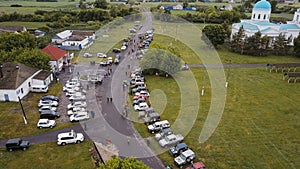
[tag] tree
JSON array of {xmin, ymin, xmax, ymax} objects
[
  {"xmin": 270, "ymin": 0, "xmax": 277, "ymax": 13},
  {"xmin": 94, "ymin": 0, "xmax": 108, "ymax": 9},
  {"xmin": 183, "ymin": 0, "xmax": 189, "ymax": 8},
  {"xmin": 127, "ymin": 0, "xmax": 136, "ymax": 7},
  {"xmin": 231, "ymin": 27, "xmax": 246, "ymax": 54},
  {"xmin": 0, "ymin": 32, "xmax": 36, "ymax": 52},
  {"xmin": 202, "ymin": 25, "xmax": 227, "ymax": 48},
  {"xmin": 294, "ymin": 34, "xmax": 300, "ymax": 57},
  {"xmin": 99, "ymin": 156, "xmax": 150, "ymax": 169},
  {"xmin": 140, "ymin": 48, "xmax": 181, "ymax": 76},
  {"xmin": 16, "ymin": 48, "xmax": 51, "ymax": 70}
]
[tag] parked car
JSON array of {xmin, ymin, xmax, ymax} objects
[
  {"xmin": 83, "ymin": 53, "xmax": 92, "ymax": 58},
  {"xmin": 186, "ymin": 162, "xmax": 206, "ymax": 169},
  {"xmin": 66, "ymin": 91, "xmax": 84, "ymax": 97},
  {"xmin": 174, "ymin": 149, "xmax": 195, "ymax": 167},
  {"xmin": 37, "ymin": 119, "xmax": 56, "ymax": 128},
  {"xmin": 69, "ymin": 94, "xmax": 86, "ymax": 101},
  {"xmin": 70, "ymin": 112, "xmax": 89, "ymax": 122},
  {"xmin": 155, "ymin": 128, "xmax": 173, "ymax": 141},
  {"xmin": 143, "ymin": 112, "xmax": 160, "ymax": 125},
  {"xmin": 107, "ymin": 57, "xmax": 113, "ymax": 64},
  {"xmin": 65, "ymin": 81, "xmax": 80, "ymax": 88},
  {"xmin": 67, "ymin": 78, "xmax": 80, "ymax": 84},
  {"xmin": 63, "ymin": 86, "xmax": 80, "ymax": 92},
  {"xmin": 114, "ymin": 58, "xmax": 120, "ymax": 64},
  {"xmin": 67, "ymin": 108, "xmax": 87, "ymax": 116},
  {"xmin": 38, "ymin": 100, "xmax": 58, "ymax": 107},
  {"xmin": 113, "ymin": 48, "xmax": 121, "ymax": 53},
  {"xmin": 67, "ymin": 101, "xmax": 87, "ymax": 110},
  {"xmin": 39, "ymin": 106, "xmax": 57, "ymax": 112},
  {"xmin": 99, "ymin": 61, "xmax": 109, "ymax": 66},
  {"xmin": 132, "ymin": 98, "xmax": 146, "ymax": 106},
  {"xmin": 159, "ymin": 134, "xmax": 184, "ymax": 148},
  {"xmin": 40, "ymin": 110, "xmax": 60, "ymax": 119},
  {"xmin": 41, "ymin": 95, "xmax": 59, "ymax": 102},
  {"xmin": 6, "ymin": 138, "xmax": 30, "ymax": 151},
  {"xmin": 57, "ymin": 130, "xmax": 84, "ymax": 146},
  {"xmin": 97, "ymin": 53, "xmax": 107, "ymax": 58},
  {"xmin": 147, "ymin": 120, "xmax": 170, "ymax": 134},
  {"xmin": 134, "ymin": 102, "xmax": 149, "ymax": 111},
  {"xmin": 121, "ymin": 45, "xmax": 127, "ymax": 51},
  {"xmin": 169, "ymin": 143, "xmax": 189, "ymax": 157}
]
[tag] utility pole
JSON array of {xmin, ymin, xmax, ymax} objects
[
  {"xmin": 18, "ymin": 96, "xmax": 27, "ymax": 125},
  {"xmin": 201, "ymin": 70, "xmax": 206, "ymax": 96},
  {"xmin": 225, "ymin": 60, "xmax": 232, "ymax": 88}
]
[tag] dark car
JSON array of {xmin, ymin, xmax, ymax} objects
[
  {"xmin": 6, "ymin": 138, "xmax": 30, "ymax": 151},
  {"xmin": 113, "ymin": 48, "xmax": 121, "ymax": 53},
  {"xmin": 143, "ymin": 112, "xmax": 161, "ymax": 125},
  {"xmin": 41, "ymin": 95, "xmax": 59, "ymax": 102},
  {"xmin": 169, "ymin": 142, "xmax": 189, "ymax": 157},
  {"xmin": 40, "ymin": 110, "xmax": 60, "ymax": 119}
]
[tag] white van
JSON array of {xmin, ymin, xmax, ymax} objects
[{"xmin": 31, "ymin": 85, "xmax": 48, "ymax": 92}]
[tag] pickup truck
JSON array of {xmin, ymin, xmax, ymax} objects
[{"xmin": 158, "ymin": 134, "xmax": 184, "ymax": 148}]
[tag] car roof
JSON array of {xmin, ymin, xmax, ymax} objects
[
  {"xmin": 166, "ymin": 134, "xmax": 176, "ymax": 139},
  {"xmin": 149, "ymin": 112, "xmax": 160, "ymax": 117},
  {"xmin": 193, "ymin": 162, "xmax": 206, "ymax": 168},
  {"xmin": 38, "ymin": 119, "xmax": 49, "ymax": 123},
  {"xmin": 182, "ymin": 149, "xmax": 194, "ymax": 156},
  {"xmin": 6, "ymin": 138, "xmax": 21, "ymax": 144},
  {"xmin": 177, "ymin": 142, "xmax": 187, "ymax": 148}
]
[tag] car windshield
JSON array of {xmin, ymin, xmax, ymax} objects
[{"xmin": 179, "ymin": 154, "xmax": 187, "ymax": 161}]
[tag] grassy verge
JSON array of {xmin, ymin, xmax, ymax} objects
[
  {"xmin": 136, "ymin": 67, "xmax": 299, "ymax": 168},
  {"xmin": 0, "ymin": 22, "xmax": 49, "ymax": 30},
  {"xmin": 0, "ymin": 141, "xmax": 94, "ymax": 168},
  {"xmin": 0, "ymin": 82, "xmax": 74, "ymax": 139}
]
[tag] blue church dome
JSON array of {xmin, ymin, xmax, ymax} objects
[{"xmin": 253, "ymin": 0, "xmax": 271, "ymax": 10}]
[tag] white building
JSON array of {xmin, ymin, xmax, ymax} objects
[
  {"xmin": 231, "ymin": 0, "xmax": 300, "ymax": 45},
  {"xmin": 0, "ymin": 63, "xmax": 53, "ymax": 102}
]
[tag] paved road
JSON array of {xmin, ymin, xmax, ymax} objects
[{"xmin": 188, "ymin": 63, "xmax": 267, "ymax": 68}]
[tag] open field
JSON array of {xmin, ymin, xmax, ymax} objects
[
  {"xmin": 0, "ymin": 141, "xmax": 94, "ymax": 168},
  {"xmin": 132, "ymin": 33, "xmax": 300, "ymax": 168},
  {"xmin": 0, "ymin": 22, "xmax": 49, "ymax": 30},
  {"xmin": 134, "ymin": 67, "xmax": 300, "ymax": 168},
  {"xmin": 0, "ymin": 82, "xmax": 76, "ymax": 139}
]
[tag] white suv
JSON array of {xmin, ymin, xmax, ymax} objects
[
  {"xmin": 174, "ymin": 149, "xmax": 195, "ymax": 167},
  {"xmin": 37, "ymin": 119, "xmax": 56, "ymax": 128},
  {"xmin": 57, "ymin": 130, "xmax": 84, "ymax": 146}
]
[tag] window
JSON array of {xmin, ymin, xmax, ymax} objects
[
  {"xmin": 297, "ymin": 15, "xmax": 299, "ymax": 21},
  {"xmin": 258, "ymin": 14, "xmax": 261, "ymax": 19},
  {"xmin": 263, "ymin": 14, "xmax": 266, "ymax": 19},
  {"xmin": 21, "ymin": 88, "xmax": 23, "ymax": 94},
  {"xmin": 253, "ymin": 14, "xmax": 256, "ymax": 19},
  {"xmin": 28, "ymin": 82, "xmax": 31, "ymax": 87}
]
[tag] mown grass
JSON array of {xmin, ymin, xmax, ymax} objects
[
  {"xmin": 135, "ymin": 67, "xmax": 300, "ymax": 169},
  {"xmin": 131, "ymin": 33, "xmax": 300, "ymax": 168},
  {"xmin": 0, "ymin": 82, "xmax": 74, "ymax": 139},
  {"xmin": 0, "ymin": 22, "xmax": 49, "ymax": 30},
  {"xmin": 0, "ymin": 141, "xmax": 95, "ymax": 169}
]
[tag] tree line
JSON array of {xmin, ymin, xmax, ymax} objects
[
  {"xmin": 202, "ymin": 25, "xmax": 300, "ymax": 57},
  {"xmin": 0, "ymin": 4, "xmax": 140, "ymax": 29}
]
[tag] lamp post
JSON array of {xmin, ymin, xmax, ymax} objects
[
  {"xmin": 201, "ymin": 70, "xmax": 206, "ymax": 96},
  {"xmin": 18, "ymin": 96, "xmax": 28, "ymax": 125},
  {"xmin": 225, "ymin": 60, "xmax": 232, "ymax": 88}
]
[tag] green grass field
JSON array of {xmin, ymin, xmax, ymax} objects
[
  {"xmin": 132, "ymin": 33, "xmax": 300, "ymax": 168},
  {"xmin": 0, "ymin": 22, "xmax": 49, "ymax": 30},
  {"xmin": 0, "ymin": 141, "xmax": 95, "ymax": 168}
]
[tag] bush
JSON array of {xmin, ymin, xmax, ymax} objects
[{"xmin": 10, "ymin": 4, "xmax": 22, "ymax": 7}]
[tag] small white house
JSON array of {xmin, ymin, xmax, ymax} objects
[
  {"xmin": 42, "ymin": 45, "xmax": 68, "ymax": 72},
  {"xmin": 0, "ymin": 63, "xmax": 53, "ymax": 102},
  {"xmin": 51, "ymin": 30, "xmax": 72, "ymax": 45}
]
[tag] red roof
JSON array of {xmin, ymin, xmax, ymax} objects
[{"xmin": 42, "ymin": 45, "xmax": 67, "ymax": 61}]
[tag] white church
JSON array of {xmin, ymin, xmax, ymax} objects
[{"xmin": 231, "ymin": 0, "xmax": 300, "ymax": 45}]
